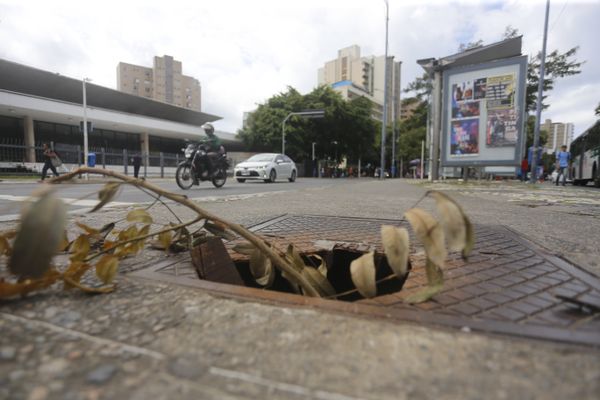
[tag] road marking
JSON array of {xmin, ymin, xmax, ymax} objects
[
  {"xmin": 0, "ymin": 194, "xmax": 132, "ymax": 207},
  {"xmin": 0, "ymin": 194, "xmax": 134, "ymax": 222}
]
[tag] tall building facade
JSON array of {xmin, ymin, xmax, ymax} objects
[
  {"xmin": 317, "ymin": 45, "xmax": 401, "ymax": 123},
  {"xmin": 542, "ymin": 119, "xmax": 574, "ymax": 154},
  {"xmin": 117, "ymin": 55, "xmax": 201, "ymax": 111}
]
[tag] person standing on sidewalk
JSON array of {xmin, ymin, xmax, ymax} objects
[
  {"xmin": 40, "ymin": 143, "xmax": 59, "ymax": 181},
  {"xmin": 131, "ymin": 153, "xmax": 142, "ymax": 178},
  {"xmin": 555, "ymin": 145, "xmax": 570, "ymax": 186},
  {"xmin": 520, "ymin": 156, "xmax": 529, "ymax": 182}
]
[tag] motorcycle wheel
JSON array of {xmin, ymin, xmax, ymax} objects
[
  {"xmin": 176, "ymin": 163, "xmax": 194, "ymax": 190},
  {"xmin": 212, "ymin": 168, "xmax": 227, "ymax": 188}
]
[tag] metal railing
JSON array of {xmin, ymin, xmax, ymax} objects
[{"xmin": 0, "ymin": 142, "xmax": 182, "ymax": 178}]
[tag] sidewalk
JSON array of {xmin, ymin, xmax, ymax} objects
[{"xmin": 1, "ymin": 178, "xmax": 599, "ymax": 399}]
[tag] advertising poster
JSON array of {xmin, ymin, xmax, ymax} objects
[
  {"xmin": 474, "ymin": 78, "xmax": 487, "ymax": 99},
  {"xmin": 486, "ymin": 74, "xmax": 515, "ymax": 109},
  {"xmin": 487, "ymin": 109, "xmax": 518, "ymax": 147},
  {"xmin": 452, "ymin": 80, "xmax": 474, "ymax": 102},
  {"xmin": 450, "ymin": 118, "xmax": 479, "ymax": 156},
  {"xmin": 452, "ymin": 100, "xmax": 480, "ymax": 119}
]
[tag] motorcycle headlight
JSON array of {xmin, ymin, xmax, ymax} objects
[{"xmin": 184, "ymin": 148, "xmax": 194, "ymax": 158}]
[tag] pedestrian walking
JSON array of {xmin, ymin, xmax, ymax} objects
[
  {"xmin": 40, "ymin": 143, "xmax": 59, "ymax": 181},
  {"xmin": 520, "ymin": 157, "xmax": 528, "ymax": 182},
  {"xmin": 131, "ymin": 153, "xmax": 142, "ymax": 178},
  {"xmin": 555, "ymin": 145, "xmax": 570, "ymax": 186}
]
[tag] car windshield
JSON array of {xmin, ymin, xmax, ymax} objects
[{"xmin": 247, "ymin": 154, "xmax": 274, "ymax": 162}]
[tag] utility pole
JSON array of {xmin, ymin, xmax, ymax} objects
[
  {"xmin": 530, "ymin": 0, "xmax": 550, "ymax": 184},
  {"xmin": 82, "ymin": 78, "xmax": 90, "ymax": 179},
  {"xmin": 379, "ymin": 0, "xmax": 389, "ymax": 180}
]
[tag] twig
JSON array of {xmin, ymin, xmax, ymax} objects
[
  {"xmin": 84, "ymin": 216, "xmax": 203, "ymax": 263},
  {"xmin": 50, "ymin": 168, "xmax": 319, "ymax": 296}
]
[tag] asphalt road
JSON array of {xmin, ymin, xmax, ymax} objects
[{"xmin": 0, "ymin": 177, "xmax": 353, "ymax": 221}]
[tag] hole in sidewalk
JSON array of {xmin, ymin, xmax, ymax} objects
[{"xmin": 197, "ymin": 241, "xmax": 410, "ymax": 302}]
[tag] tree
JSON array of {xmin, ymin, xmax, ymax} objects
[
  {"xmin": 595, "ymin": 103, "xmax": 600, "ymax": 117},
  {"xmin": 499, "ymin": 27, "xmax": 584, "ymax": 112},
  {"xmin": 403, "ymin": 72, "xmax": 432, "ymax": 101},
  {"xmin": 457, "ymin": 39, "xmax": 484, "ymax": 52},
  {"xmin": 526, "ymin": 47, "xmax": 583, "ymax": 112},
  {"xmin": 237, "ymin": 86, "xmax": 378, "ymax": 164}
]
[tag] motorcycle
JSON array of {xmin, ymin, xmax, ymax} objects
[{"xmin": 175, "ymin": 142, "xmax": 229, "ymax": 189}]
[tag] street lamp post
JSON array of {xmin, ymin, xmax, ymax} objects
[
  {"xmin": 82, "ymin": 78, "xmax": 91, "ymax": 178},
  {"xmin": 281, "ymin": 110, "xmax": 325, "ymax": 155},
  {"xmin": 380, "ymin": 0, "xmax": 390, "ymax": 180}
]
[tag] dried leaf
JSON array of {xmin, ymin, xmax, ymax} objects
[
  {"xmin": 404, "ymin": 208, "xmax": 447, "ymax": 268},
  {"xmin": 95, "ymin": 254, "xmax": 119, "ymax": 284},
  {"xmin": 8, "ymin": 191, "xmax": 66, "ymax": 279},
  {"xmin": 63, "ymin": 261, "xmax": 91, "ymax": 290},
  {"xmin": 0, "ymin": 268, "xmax": 62, "ymax": 299},
  {"xmin": 75, "ymin": 221, "xmax": 100, "ymax": 235},
  {"xmin": 312, "ymin": 254, "xmax": 328, "ymax": 278},
  {"xmin": 381, "ymin": 225, "xmax": 410, "ymax": 278},
  {"xmin": 0, "ymin": 235, "xmax": 11, "ymax": 256},
  {"xmin": 99, "ymin": 222, "xmax": 116, "ymax": 238},
  {"xmin": 118, "ymin": 225, "xmax": 138, "ymax": 242},
  {"xmin": 285, "ymin": 244, "xmax": 306, "ymax": 272},
  {"xmin": 405, "ymin": 258, "xmax": 444, "ymax": 304},
  {"xmin": 427, "ymin": 191, "xmax": 474, "ymax": 259},
  {"xmin": 232, "ymin": 242, "xmax": 255, "ymax": 256},
  {"xmin": 204, "ymin": 221, "xmax": 236, "ymax": 241},
  {"xmin": 91, "ymin": 182, "xmax": 121, "ymax": 212},
  {"xmin": 58, "ymin": 230, "xmax": 70, "ymax": 252},
  {"xmin": 350, "ymin": 252, "xmax": 377, "ymax": 298},
  {"xmin": 249, "ymin": 249, "xmax": 275, "ymax": 287},
  {"xmin": 70, "ymin": 235, "xmax": 91, "ymax": 262},
  {"xmin": 158, "ymin": 230, "xmax": 173, "ymax": 252},
  {"xmin": 126, "ymin": 209, "xmax": 153, "ymax": 225},
  {"xmin": 301, "ymin": 267, "xmax": 336, "ymax": 297}
]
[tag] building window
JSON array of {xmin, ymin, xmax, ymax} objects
[
  {"xmin": 145, "ymin": 87, "xmax": 150, "ymax": 93},
  {"xmin": 135, "ymin": 78, "xmax": 140, "ymax": 83},
  {"xmin": 144, "ymin": 80, "xmax": 150, "ymax": 85}
]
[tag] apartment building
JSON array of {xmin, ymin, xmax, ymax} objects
[
  {"xmin": 542, "ymin": 119, "xmax": 574, "ymax": 154},
  {"xmin": 317, "ymin": 45, "xmax": 401, "ymax": 123},
  {"xmin": 117, "ymin": 55, "xmax": 201, "ymax": 111}
]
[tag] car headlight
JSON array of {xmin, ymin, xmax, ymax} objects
[{"xmin": 257, "ymin": 165, "xmax": 267, "ymax": 169}]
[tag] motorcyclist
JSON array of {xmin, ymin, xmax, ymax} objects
[{"xmin": 195, "ymin": 123, "xmax": 223, "ymax": 178}]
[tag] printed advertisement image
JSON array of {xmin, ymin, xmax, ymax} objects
[
  {"xmin": 450, "ymin": 118, "xmax": 479, "ymax": 156},
  {"xmin": 486, "ymin": 74, "xmax": 515, "ymax": 109},
  {"xmin": 452, "ymin": 80, "xmax": 474, "ymax": 102},
  {"xmin": 452, "ymin": 100, "xmax": 480, "ymax": 119},
  {"xmin": 487, "ymin": 109, "xmax": 518, "ymax": 147},
  {"xmin": 474, "ymin": 78, "xmax": 487, "ymax": 99}
]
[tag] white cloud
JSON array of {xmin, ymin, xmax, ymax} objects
[{"xmin": 0, "ymin": 0, "xmax": 598, "ymax": 136}]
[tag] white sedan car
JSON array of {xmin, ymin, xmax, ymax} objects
[{"xmin": 234, "ymin": 153, "xmax": 297, "ymax": 183}]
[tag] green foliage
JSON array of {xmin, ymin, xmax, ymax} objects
[
  {"xmin": 403, "ymin": 73, "xmax": 432, "ymax": 101},
  {"xmin": 526, "ymin": 47, "xmax": 583, "ymax": 112},
  {"xmin": 237, "ymin": 86, "xmax": 378, "ymax": 163},
  {"xmin": 525, "ymin": 115, "xmax": 549, "ymax": 149},
  {"xmin": 499, "ymin": 27, "xmax": 583, "ymax": 112},
  {"xmin": 395, "ymin": 99, "xmax": 428, "ymax": 171},
  {"xmin": 595, "ymin": 103, "xmax": 600, "ymax": 117}
]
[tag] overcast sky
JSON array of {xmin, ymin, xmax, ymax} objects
[{"xmin": 1, "ymin": 0, "xmax": 598, "ymax": 136}]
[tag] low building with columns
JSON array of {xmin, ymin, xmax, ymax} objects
[{"xmin": 0, "ymin": 58, "xmax": 242, "ymax": 173}]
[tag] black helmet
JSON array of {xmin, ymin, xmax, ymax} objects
[{"xmin": 202, "ymin": 123, "xmax": 215, "ymax": 136}]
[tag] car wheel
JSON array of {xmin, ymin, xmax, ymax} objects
[
  {"xmin": 288, "ymin": 170, "xmax": 296, "ymax": 182},
  {"xmin": 265, "ymin": 169, "xmax": 276, "ymax": 183},
  {"xmin": 236, "ymin": 178, "xmax": 246, "ymax": 183}
]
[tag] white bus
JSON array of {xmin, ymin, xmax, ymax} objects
[{"xmin": 570, "ymin": 121, "xmax": 600, "ymax": 187}]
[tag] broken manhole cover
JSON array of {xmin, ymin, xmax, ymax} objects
[{"xmin": 130, "ymin": 214, "xmax": 600, "ymax": 347}]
